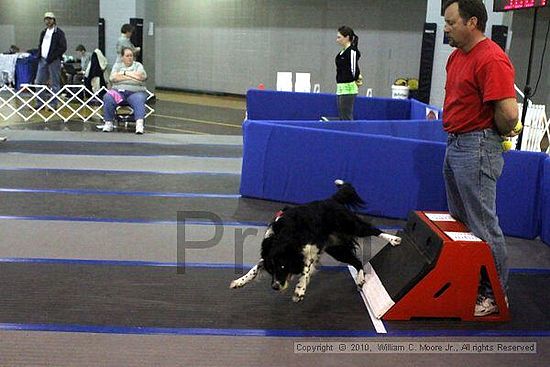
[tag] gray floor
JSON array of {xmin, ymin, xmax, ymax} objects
[
  {"xmin": 0, "ymin": 332, "xmax": 545, "ymax": 367},
  {"xmin": 1, "ymin": 98, "xmax": 245, "ymax": 135},
  {"xmin": 0, "ymin": 102, "xmax": 549, "ymax": 366}
]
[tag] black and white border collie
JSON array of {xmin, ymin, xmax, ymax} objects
[{"xmin": 230, "ymin": 180, "xmax": 401, "ymax": 302}]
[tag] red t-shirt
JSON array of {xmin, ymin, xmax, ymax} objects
[{"xmin": 443, "ymin": 38, "xmax": 516, "ymax": 133}]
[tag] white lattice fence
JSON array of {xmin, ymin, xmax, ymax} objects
[
  {"xmin": 515, "ymin": 102, "xmax": 549, "ymax": 154},
  {"xmin": 0, "ymin": 84, "xmax": 154, "ymax": 123}
]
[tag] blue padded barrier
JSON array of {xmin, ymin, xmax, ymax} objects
[
  {"xmin": 241, "ymin": 90, "xmax": 542, "ymax": 239},
  {"xmin": 353, "ymin": 97, "xmax": 411, "ymax": 121},
  {"xmin": 240, "ymin": 120, "xmax": 448, "ymax": 219},
  {"xmin": 497, "ymin": 151, "xmax": 546, "ymax": 239},
  {"xmin": 240, "ymin": 120, "xmax": 546, "ymax": 239},
  {"xmin": 246, "ymin": 90, "xmax": 418, "ymax": 121},
  {"xmin": 541, "ymin": 158, "xmax": 550, "ymax": 245},
  {"xmin": 246, "ymin": 90, "xmax": 337, "ymax": 120},
  {"xmin": 267, "ymin": 119, "xmax": 448, "ymax": 143},
  {"xmin": 410, "ymin": 98, "xmax": 441, "ymax": 120},
  {"xmin": 246, "ymin": 89, "xmax": 442, "ymax": 122}
]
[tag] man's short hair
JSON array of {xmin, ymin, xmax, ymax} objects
[
  {"xmin": 443, "ymin": 0, "xmax": 488, "ymax": 32},
  {"xmin": 121, "ymin": 24, "xmax": 135, "ymax": 34},
  {"xmin": 75, "ymin": 44, "xmax": 86, "ymax": 52}
]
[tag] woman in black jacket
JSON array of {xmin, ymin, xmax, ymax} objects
[{"xmin": 335, "ymin": 26, "xmax": 362, "ymax": 120}]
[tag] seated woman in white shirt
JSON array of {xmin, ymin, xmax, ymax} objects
[{"xmin": 102, "ymin": 47, "xmax": 147, "ymax": 134}]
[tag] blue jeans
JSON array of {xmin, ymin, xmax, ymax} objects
[
  {"xmin": 103, "ymin": 90, "xmax": 147, "ymax": 122},
  {"xmin": 443, "ymin": 128, "xmax": 508, "ymax": 296},
  {"xmin": 34, "ymin": 58, "xmax": 62, "ymax": 108}
]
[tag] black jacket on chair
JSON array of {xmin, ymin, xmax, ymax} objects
[{"xmin": 84, "ymin": 52, "xmax": 107, "ymax": 98}]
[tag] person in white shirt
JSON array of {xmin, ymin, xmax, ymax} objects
[{"xmin": 34, "ymin": 11, "xmax": 67, "ymax": 110}]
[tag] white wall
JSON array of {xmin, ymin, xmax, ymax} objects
[
  {"xmin": 99, "ymin": 0, "xmax": 155, "ymax": 90},
  {"xmin": 0, "ymin": 0, "xmax": 98, "ymax": 54},
  {"xmin": 0, "ymin": 25, "xmax": 16, "ymax": 53},
  {"xmin": 99, "ymin": 0, "xmax": 136, "ymax": 65},
  {"xmin": 155, "ymin": 0, "xmax": 427, "ymax": 97}
]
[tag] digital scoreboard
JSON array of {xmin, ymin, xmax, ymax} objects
[{"xmin": 493, "ymin": 0, "xmax": 548, "ymax": 12}]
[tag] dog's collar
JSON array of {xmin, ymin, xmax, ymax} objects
[{"xmin": 274, "ymin": 210, "xmax": 284, "ymax": 221}]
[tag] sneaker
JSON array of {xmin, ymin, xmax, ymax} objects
[
  {"xmin": 102, "ymin": 121, "xmax": 114, "ymax": 132},
  {"xmin": 320, "ymin": 116, "xmax": 329, "ymax": 122},
  {"xmin": 135, "ymin": 119, "xmax": 144, "ymax": 134},
  {"xmin": 0, "ymin": 136, "xmax": 7, "ymax": 142},
  {"xmin": 474, "ymin": 295, "xmax": 499, "ymax": 316}
]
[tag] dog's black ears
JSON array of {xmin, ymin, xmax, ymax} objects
[{"xmin": 261, "ymin": 237, "xmax": 274, "ymax": 258}]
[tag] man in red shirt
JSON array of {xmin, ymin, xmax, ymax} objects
[{"xmin": 442, "ymin": 0, "xmax": 518, "ymax": 316}]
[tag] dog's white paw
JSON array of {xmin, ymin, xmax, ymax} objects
[
  {"xmin": 229, "ymin": 279, "xmax": 243, "ymax": 289},
  {"xmin": 388, "ymin": 235, "xmax": 402, "ymax": 246},
  {"xmin": 379, "ymin": 233, "xmax": 402, "ymax": 246},
  {"xmin": 293, "ymin": 285, "xmax": 305, "ymax": 302},
  {"xmin": 355, "ymin": 269, "xmax": 365, "ymax": 287}
]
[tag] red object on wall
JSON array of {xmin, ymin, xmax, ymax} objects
[{"xmin": 383, "ymin": 211, "xmax": 510, "ymax": 322}]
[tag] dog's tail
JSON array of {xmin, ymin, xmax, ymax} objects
[{"xmin": 333, "ymin": 179, "xmax": 365, "ymax": 208}]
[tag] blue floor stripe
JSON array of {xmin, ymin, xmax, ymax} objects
[
  {"xmin": 0, "ymin": 215, "xmax": 402, "ymax": 231},
  {"xmin": 509, "ymin": 268, "xmax": 550, "ymax": 275},
  {"xmin": 0, "ymin": 324, "xmax": 371, "ymax": 337},
  {"xmin": 0, "ymin": 323, "xmax": 548, "ymax": 338},
  {"xmin": 0, "ymin": 258, "xmax": 241, "ymax": 268},
  {"xmin": 0, "ymin": 187, "xmax": 241, "ymax": 199},
  {"xmin": 0, "ymin": 258, "xmax": 353, "ymax": 272},
  {"xmin": 382, "ymin": 329, "xmax": 550, "ymax": 337},
  {"xmin": 3, "ymin": 141, "xmax": 241, "ymax": 148},
  {"xmin": 0, "ymin": 167, "xmax": 240, "ymax": 176},
  {"xmin": 0, "ymin": 215, "xmax": 269, "ymax": 227},
  {"xmin": 0, "ymin": 257, "xmax": 547, "ymax": 274},
  {"xmin": 3, "ymin": 151, "xmax": 241, "ymax": 159}
]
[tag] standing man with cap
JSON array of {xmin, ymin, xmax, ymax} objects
[{"xmin": 35, "ymin": 11, "xmax": 67, "ymax": 110}]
